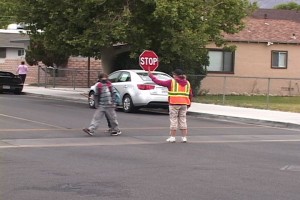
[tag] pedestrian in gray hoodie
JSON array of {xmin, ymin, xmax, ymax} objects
[{"xmin": 83, "ymin": 73, "xmax": 121, "ymax": 136}]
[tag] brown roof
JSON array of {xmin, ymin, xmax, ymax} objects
[
  {"xmin": 252, "ymin": 9, "xmax": 300, "ymax": 22},
  {"xmin": 224, "ymin": 9, "xmax": 300, "ymax": 44}
]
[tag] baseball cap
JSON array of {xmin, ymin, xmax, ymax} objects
[{"xmin": 172, "ymin": 69, "xmax": 184, "ymax": 76}]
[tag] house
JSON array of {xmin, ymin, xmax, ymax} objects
[
  {"xmin": 0, "ymin": 29, "xmax": 38, "ymax": 83},
  {"xmin": 201, "ymin": 9, "xmax": 300, "ymax": 96},
  {"xmin": 249, "ymin": 0, "xmax": 300, "ymax": 9},
  {"xmin": 0, "ymin": 29, "xmax": 29, "ymax": 61},
  {"xmin": 0, "ymin": 28, "xmax": 102, "ymax": 87}
]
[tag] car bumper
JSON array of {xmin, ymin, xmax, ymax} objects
[
  {"xmin": 0, "ymin": 84, "xmax": 23, "ymax": 92},
  {"xmin": 132, "ymin": 93, "xmax": 168, "ymax": 107}
]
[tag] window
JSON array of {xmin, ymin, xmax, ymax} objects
[
  {"xmin": 18, "ymin": 49, "xmax": 25, "ymax": 56},
  {"xmin": 272, "ymin": 51, "xmax": 287, "ymax": 69},
  {"xmin": 207, "ymin": 50, "xmax": 234, "ymax": 73},
  {"xmin": 118, "ymin": 72, "xmax": 131, "ymax": 82},
  {"xmin": 108, "ymin": 71, "xmax": 121, "ymax": 83},
  {"xmin": 137, "ymin": 72, "xmax": 171, "ymax": 81},
  {"xmin": 0, "ymin": 48, "xmax": 6, "ymax": 58}
]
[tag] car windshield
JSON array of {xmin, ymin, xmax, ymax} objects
[{"xmin": 137, "ymin": 72, "xmax": 171, "ymax": 81}]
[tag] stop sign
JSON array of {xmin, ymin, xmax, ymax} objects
[{"xmin": 139, "ymin": 50, "xmax": 159, "ymax": 71}]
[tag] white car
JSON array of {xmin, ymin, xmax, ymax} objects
[{"xmin": 88, "ymin": 69, "xmax": 171, "ymax": 112}]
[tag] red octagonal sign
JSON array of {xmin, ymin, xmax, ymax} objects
[{"xmin": 139, "ymin": 50, "xmax": 159, "ymax": 71}]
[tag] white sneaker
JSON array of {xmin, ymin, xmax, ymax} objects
[
  {"xmin": 166, "ymin": 136, "xmax": 176, "ymax": 143},
  {"xmin": 181, "ymin": 137, "xmax": 187, "ymax": 143}
]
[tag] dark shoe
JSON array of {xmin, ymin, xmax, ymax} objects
[
  {"xmin": 83, "ymin": 128, "xmax": 94, "ymax": 136},
  {"xmin": 111, "ymin": 130, "xmax": 122, "ymax": 136}
]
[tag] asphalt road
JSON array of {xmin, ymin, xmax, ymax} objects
[{"xmin": 1, "ymin": 94, "xmax": 300, "ymax": 200}]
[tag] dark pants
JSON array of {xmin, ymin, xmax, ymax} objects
[{"xmin": 19, "ymin": 74, "xmax": 27, "ymax": 84}]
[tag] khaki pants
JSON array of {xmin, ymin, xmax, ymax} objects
[{"xmin": 169, "ymin": 105, "xmax": 188, "ymax": 130}]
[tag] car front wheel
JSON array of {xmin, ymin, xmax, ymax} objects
[{"xmin": 123, "ymin": 95, "xmax": 136, "ymax": 113}]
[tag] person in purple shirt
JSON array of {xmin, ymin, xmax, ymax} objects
[{"xmin": 16, "ymin": 61, "xmax": 29, "ymax": 84}]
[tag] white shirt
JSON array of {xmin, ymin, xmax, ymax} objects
[{"xmin": 17, "ymin": 64, "xmax": 28, "ymax": 75}]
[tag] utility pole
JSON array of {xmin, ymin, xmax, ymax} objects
[{"xmin": 88, "ymin": 56, "xmax": 90, "ymax": 87}]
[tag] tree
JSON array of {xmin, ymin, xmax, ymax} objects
[
  {"xmin": 25, "ymin": 37, "xmax": 69, "ymax": 68},
  {"xmin": 0, "ymin": 0, "xmax": 19, "ymax": 28},
  {"xmin": 12, "ymin": 0, "xmax": 256, "ymax": 93},
  {"xmin": 274, "ymin": 2, "xmax": 300, "ymax": 10}
]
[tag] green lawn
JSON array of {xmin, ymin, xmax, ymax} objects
[{"xmin": 193, "ymin": 95, "xmax": 300, "ymax": 113}]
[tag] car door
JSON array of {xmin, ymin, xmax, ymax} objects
[
  {"xmin": 108, "ymin": 71, "xmax": 131, "ymax": 98},
  {"xmin": 111, "ymin": 71, "xmax": 132, "ymax": 100}
]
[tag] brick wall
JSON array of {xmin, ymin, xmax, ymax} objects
[{"xmin": 0, "ymin": 57, "xmax": 103, "ymax": 87}]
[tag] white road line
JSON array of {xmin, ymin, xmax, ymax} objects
[{"xmin": 0, "ymin": 113, "xmax": 66, "ymax": 129}]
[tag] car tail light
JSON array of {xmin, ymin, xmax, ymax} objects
[{"xmin": 137, "ymin": 84, "xmax": 155, "ymax": 90}]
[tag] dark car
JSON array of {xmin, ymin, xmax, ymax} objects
[{"xmin": 0, "ymin": 71, "xmax": 23, "ymax": 94}]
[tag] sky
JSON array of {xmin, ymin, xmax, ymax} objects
[{"xmin": 249, "ymin": 0, "xmax": 300, "ymax": 8}]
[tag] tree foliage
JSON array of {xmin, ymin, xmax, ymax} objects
[
  {"xmin": 0, "ymin": 0, "xmax": 19, "ymax": 28},
  {"xmin": 274, "ymin": 2, "xmax": 300, "ymax": 10},
  {"xmin": 8, "ymin": 0, "xmax": 256, "ymax": 92}
]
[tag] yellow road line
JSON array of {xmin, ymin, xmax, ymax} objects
[
  {"xmin": 1, "ymin": 138, "xmax": 300, "ymax": 149},
  {"xmin": 0, "ymin": 128, "xmax": 68, "ymax": 132},
  {"xmin": 0, "ymin": 126, "xmax": 261, "ymax": 132}
]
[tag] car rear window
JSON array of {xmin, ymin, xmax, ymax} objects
[
  {"xmin": 137, "ymin": 72, "xmax": 171, "ymax": 81},
  {"xmin": 0, "ymin": 72, "xmax": 12, "ymax": 77}
]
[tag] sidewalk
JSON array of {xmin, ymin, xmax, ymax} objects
[{"xmin": 23, "ymin": 86, "xmax": 300, "ymax": 129}]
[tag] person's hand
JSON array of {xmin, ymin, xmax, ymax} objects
[{"xmin": 148, "ymin": 69, "xmax": 152, "ymax": 75}]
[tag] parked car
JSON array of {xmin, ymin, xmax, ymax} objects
[
  {"xmin": 88, "ymin": 70, "xmax": 171, "ymax": 112},
  {"xmin": 0, "ymin": 71, "xmax": 23, "ymax": 94}
]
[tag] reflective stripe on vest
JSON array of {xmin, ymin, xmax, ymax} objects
[{"xmin": 168, "ymin": 79, "xmax": 191, "ymax": 105}]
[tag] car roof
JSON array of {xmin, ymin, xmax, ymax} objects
[{"xmin": 114, "ymin": 69, "xmax": 167, "ymax": 73}]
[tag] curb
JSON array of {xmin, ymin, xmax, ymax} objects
[
  {"xmin": 24, "ymin": 92, "xmax": 87, "ymax": 104},
  {"xmin": 188, "ymin": 111, "xmax": 300, "ymax": 129}
]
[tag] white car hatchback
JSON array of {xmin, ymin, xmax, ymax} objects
[{"xmin": 88, "ymin": 69, "xmax": 171, "ymax": 112}]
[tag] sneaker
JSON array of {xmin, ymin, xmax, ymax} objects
[
  {"xmin": 105, "ymin": 128, "xmax": 112, "ymax": 133},
  {"xmin": 181, "ymin": 137, "xmax": 187, "ymax": 143},
  {"xmin": 111, "ymin": 130, "xmax": 122, "ymax": 136},
  {"xmin": 166, "ymin": 136, "xmax": 176, "ymax": 143},
  {"xmin": 83, "ymin": 128, "xmax": 94, "ymax": 136}
]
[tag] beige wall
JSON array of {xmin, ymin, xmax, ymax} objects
[
  {"xmin": 0, "ymin": 59, "xmax": 39, "ymax": 84},
  {"xmin": 201, "ymin": 42, "xmax": 300, "ymax": 95}
]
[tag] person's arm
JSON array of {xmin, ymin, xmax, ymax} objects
[
  {"xmin": 16, "ymin": 66, "xmax": 19, "ymax": 74},
  {"xmin": 148, "ymin": 70, "xmax": 171, "ymax": 89}
]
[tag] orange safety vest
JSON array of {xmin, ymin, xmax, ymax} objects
[{"xmin": 168, "ymin": 79, "xmax": 191, "ymax": 105}]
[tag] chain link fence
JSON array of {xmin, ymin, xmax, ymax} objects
[
  {"xmin": 37, "ymin": 66, "xmax": 101, "ymax": 89},
  {"xmin": 36, "ymin": 66, "xmax": 300, "ymax": 109},
  {"xmin": 188, "ymin": 74, "xmax": 300, "ymax": 110}
]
